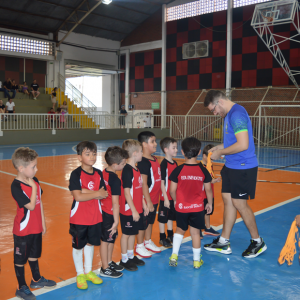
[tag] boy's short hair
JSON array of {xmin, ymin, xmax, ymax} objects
[
  {"xmin": 160, "ymin": 137, "xmax": 177, "ymax": 153},
  {"xmin": 76, "ymin": 141, "xmax": 97, "ymax": 155},
  {"xmin": 122, "ymin": 139, "xmax": 142, "ymax": 157},
  {"xmin": 203, "ymin": 144, "xmax": 214, "ymax": 156},
  {"xmin": 204, "ymin": 90, "xmax": 227, "ymax": 107},
  {"xmin": 105, "ymin": 146, "xmax": 129, "ymax": 166},
  {"xmin": 181, "ymin": 137, "xmax": 202, "ymax": 159},
  {"xmin": 12, "ymin": 147, "xmax": 38, "ymax": 169},
  {"xmin": 138, "ymin": 131, "xmax": 155, "ymax": 144}
]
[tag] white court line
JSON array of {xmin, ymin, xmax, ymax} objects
[
  {"xmin": 7, "ymin": 195, "xmax": 300, "ymax": 300},
  {"xmin": 0, "ymin": 170, "xmax": 69, "ymax": 191}
]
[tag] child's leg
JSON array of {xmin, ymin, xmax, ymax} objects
[
  {"xmin": 159, "ymin": 222, "xmax": 166, "ymax": 238},
  {"xmin": 127, "ymin": 235, "xmax": 135, "ymax": 259},
  {"xmin": 190, "ymin": 226, "xmax": 201, "ymax": 261},
  {"xmin": 84, "ymin": 243, "xmax": 94, "ymax": 274},
  {"xmin": 136, "ymin": 229, "xmax": 145, "ymax": 246},
  {"xmin": 167, "ymin": 220, "xmax": 174, "ymax": 239},
  {"xmin": 172, "ymin": 227, "xmax": 185, "ymax": 255},
  {"xmin": 100, "ymin": 242, "xmax": 109, "ymax": 270},
  {"xmin": 14, "ymin": 264, "xmax": 27, "ymax": 288},
  {"xmin": 107, "ymin": 243, "xmax": 114, "ymax": 264},
  {"xmin": 145, "ymin": 224, "xmax": 153, "ymax": 241},
  {"xmin": 120, "ymin": 234, "xmax": 129, "ymax": 262},
  {"xmin": 205, "ymin": 214, "xmax": 210, "ymax": 229},
  {"xmin": 73, "ymin": 248, "xmax": 84, "ymax": 275},
  {"xmin": 28, "ymin": 258, "xmax": 41, "ymax": 281}
]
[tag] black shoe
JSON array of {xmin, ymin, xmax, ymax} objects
[
  {"xmin": 242, "ymin": 238, "xmax": 267, "ymax": 258},
  {"xmin": 129, "ymin": 256, "xmax": 145, "ymax": 266},
  {"xmin": 159, "ymin": 238, "xmax": 172, "ymax": 248},
  {"xmin": 99, "ymin": 267, "xmax": 123, "ymax": 278},
  {"xmin": 119, "ymin": 260, "xmax": 138, "ymax": 271},
  {"xmin": 166, "ymin": 236, "xmax": 173, "ymax": 244},
  {"xmin": 109, "ymin": 261, "xmax": 124, "ymax": 272},
  {"xmin": 204, "ymin": 237, "xmax": 232, "ymax": 254}
]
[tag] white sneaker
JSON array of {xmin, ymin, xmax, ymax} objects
[
  {"xmin": 135, "ymin": 244, "xmax": 152, "ymax": 258},
  {"xmin": 145, "ymin": 240, "xmax": 161, "ymax": 253}
]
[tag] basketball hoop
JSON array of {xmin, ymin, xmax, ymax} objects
[{"xmin": 260, "ymin": 11, "xmax": 274, "ymax": 23}]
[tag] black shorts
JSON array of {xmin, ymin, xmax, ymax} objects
[
  {"xmin": 221, "ymin": 165, "xmax": 258, "ymax": 200},
  {"xmin": 158, "ymin": 200, "xmax": 176, "ymax": 223},
  {"xmin": 120, "ymin": 213, "xmax": 146, "ymax": 236},
  {"xmin": 176, "ymin": 210, "xmax": 205, "ymax": 231},
  {"xmin": 14, "ymin": 233, "xmax": 42, "ymax": 265},
  {"xmin": 69, "ymin": 222, "xmax": 101, "ymax": 249},
  {"xmin": 204, "ymin": 198, "xmax": 214, "ymax": 216},
  {"xmin": 141, "ymin": 203, "xmax": 158, "ymax": 230},
  {"xmin": 101, "ymin": 211, "xmax": 118, "ymax": 243}
]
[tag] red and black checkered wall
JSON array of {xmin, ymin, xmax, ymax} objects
[{"xmin": 120, "ymin": 3, "xmax": 300, "ymax": 93}]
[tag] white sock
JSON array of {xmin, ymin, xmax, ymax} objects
[
  {"xmin": 122, "ymin": 253, "xmax": 128, "ymax": 263},
  {"xmin": 72, "ymin": 248, "xmax": 84, "ymax": 276},
  {"xmin": 172, "ymin": 233, "xmax": 184, "ymax": 255},
  {"xmin": 136, "ymin": 243, "xmax": 144, "ymax": 248},
  {"xmin": 84, "ymin": 245, "xmax": 94, "ymax": 274},
  {"xmin": 193, "ymin": 248, "xmax": 201, "ymax": 261},
  {"xmin": 127, "ymin": 250, "xmax": 134, "ymax": 259},
  {"xmin": 219, "ymin": 236, "xmax": 229, "ymax": 244},
  {"xmin": 252, "ymin": 237, "xmax": 262, "ymax": 243},
  {"xmin": 144, "ymin": 239, "xmax": 151, "ymax": 245}
]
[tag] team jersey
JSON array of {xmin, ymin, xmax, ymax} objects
[
  {"xmin": 120, "ymin": 164, "xmax": 143, "ymax": 216},
  {"xmin": 69, "ymin": 166, "xmax": 106, "ymax": 225},
  {"xmin": 224, "ymin": 104, "xmax": 258, "ymax": 169},
  {"xmin": 160, "ymin": 158, "xmax": 178, "ymax": 201},
  {"xmin": 200, "ymin": 161, "xmax": 214, "ymax": 198},
  {"xmin": 102, "ymin": 169, "xmax": 121, "ymax": 215},
  {"xmin": 137, "ymin": 156, "xmax": 161, "ymax": 204},
  {"xmin": 11, "ymin": 177, "xmax": 43, "ymax": 236},
  {"xmin": 169, "ymin": 164, "xmax": 212, "ymax": 213}
]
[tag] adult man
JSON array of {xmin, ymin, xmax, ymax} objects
[
  {"xmin": 6, "ymin": 98, "xmax": 16, "ymax": 120},
  {"xmin": 203, "ymin": 90, "xmax": 267, "ymax": 258},
  {"xmin": 3, "ymin": 78, "xmax": 16, "ymax": 99},
  {"xmin": 119, "ymin": 105, "xmax": 127, "ymax": 128},
  {"xmin": 31, "ymin": 80, "xmax": 40, "ymax": 100}
]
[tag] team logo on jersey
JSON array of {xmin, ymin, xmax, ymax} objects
[
  {"xmin": 104, "ymin": 180, "xmax": 108, "ymax": 186},
  {"xmin": 158, "ymin": 168, "xmax": 161, "ymax": 176},
  {"xmin": 125, "ymin": 222, "xmax": 132, "ymax": 228},
  {"xmin": 137, "ymin": 175, "xmax": 143, "ymax": 188},
  {"xmin": 178, "ymin": 203, "xmax": 183, "ymax": 209},
  {"xmin": 88, "ymin": 181, "xmax": 95, "ymax": 190},
  {"xmin": 15, "ymin": 247, "xmax": 22, "ymax": 255}
]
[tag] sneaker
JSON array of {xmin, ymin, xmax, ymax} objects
[
  {"xmin": 204, "ymin": 237, "xmax": 232, "ymax": 254},
  {"xmin": 204, "ymin": 227, "xmax": 220, "ymax": 237},
  {"xmin": 159, "ymin": 238, "xmax": 172, "ymax": 248},
  {"xmin": 30, "ymin": 276, "xmax": 56, "ymax": 289},
  {"xmin": 76, "ymin": 274, "xmax": 88, "ymax": 290},
  {"xmin": 135, "ymin": 244, "xmax": 152, "ymax": 258},
  {"xmin": 144, "ymin": 240, "xmax": 161, "ymax": 253},
  {"xmin": 85, "ymin": 271, "xmax": 103, "ymax": 285},
  {"xmin": 119, "ymin": 260, "xmax": 138, "ymax": 271},
  {"xmin": 129, "ymin": 256, "xmax": 145, "ymax": 266},
  {"xmin": 200, "ymin": 230, "xmax": 203, "ymax": 239},
  {"xmin": 193, "ymin": 256, "xmax": 204, "ymax": 269},
  {"xmin": 242, "ymin": 238, "xmax": 267, "ymax": 258},
  {"xmin": 15, "ymin": 285, "xmax": 36, "ymax": 300},
  {"xmin": 109, "ymin": 261, "xmax": 124, "ymax": 272},
  {"xmin": 167, "ymin": 236, "xmax": 173, "ymax": 244},
  {"xmin": 169, "ymin": 253, "xmax": 178, "ymax": 267},
  {"xmin": 100, "ymin": 267, "xmax": 123, "ymax": 278}
]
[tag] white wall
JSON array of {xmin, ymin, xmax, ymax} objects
[{"xmin": 102, "ymin": 75, "xmax": 112, "ymax": 113}]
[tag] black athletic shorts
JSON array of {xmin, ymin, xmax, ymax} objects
[
  {"xmin": 204, "ymin": 198, "xmax": 214, "ymax": 216},
  {"xmin": 176, "ymin": 210, "xmax": 205, "ymax": 231},
  {"xmin": 120, "ymin": 213, "xmax": 146, "ymax": 236},
  {"xmin": 101, "ymin": 211, "xmax": 118, "ymax": 243},
  {"xmin": 14, "ymin": 233, "xmax": 42, "ymax": 265},
  {"xmin": 141, "ymin": 203, "xmax": 158, "ymax": 230},
  {"xmin": 221, "ymin": 165, "xmax": 258, "ymax": 200},
  {"xmin": 158, "ymin": 200, "xmax": 176, "ymax": 223},
  {"xmin": 69, "ymin": 222, "xmax": 101, "ymax": 249}
]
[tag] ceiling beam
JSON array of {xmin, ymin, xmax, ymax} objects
[{"xmin": 110, "ymin": 3, "xmax": 151, "ymax": 16}]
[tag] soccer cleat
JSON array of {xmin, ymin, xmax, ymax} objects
[
  {"xmin": 204, "ymin": 237, "xmax": 232, "ymax": 254},
  {"xmin": 129, "ymin": 256, "xmax": 145, "ymax": 266},
  {"xmin": 144, "ymin": 240, "xmax": 161, "ymax": 253},
  {"xmin": 169, "ymin": 253, "xmax": 178, "ymax": 267},
  {"xmin": 109, "ymin": 261, "xmax": 124, "ymax": 272},
  {"xmin": 85, "ymin": 271, "xmax": 103, "ymax": 285},
  {"xmin": 193, "ymin": 256, "xmax": 204, "ymax": 269},
  {"xmin": 15, "ymin": 285, "xmax": 36, "ymax": 300},
  {"xmin": 100, "ymin": 267, "xmax": 123, "ymax": 278},
  {"xmin": 119, "ymin": 260, "xmax": 138, "ymax": 271},
  {"xmin": 76, "ymin": 274, "xmax": 88, "ymax": 290},
  {"xmin": 30, "ymin": 276, "xmax": 56, "ymax": 289},
  {"xmin": 159, "ymin": 238, "xmax": 172, "ymax": 248},
  {"xmin": 242, "ymin": 238, "xmax": 267, "ymax": 258},
  {"xmin": 135, "ymin": 244, "xmax": 152, "ymax": 258},
  {"xmin": 204, "ymin": 227, "xmax": 220, "ymax": 237}
]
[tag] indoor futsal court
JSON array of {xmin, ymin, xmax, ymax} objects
[{"xmin": 0, "ymin": 140, "xmax": 300, "ymax": 300}]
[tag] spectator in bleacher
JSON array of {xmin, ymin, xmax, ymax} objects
[
  {"xmin": 11, "ymin": 80, "xmax": 19, "ymax": 93},
  {"xmin": 31, "ymin": 79, "xmax": 40, "ymax": 100},
  {"xmin": 6, "ymin": 98, "xmax": 16, "ymax": 121},
  {"xmin": 119, "ymin": 104, "xmax": 127, "ymax": 128},
  {"xmin": 3, "ymin": 78, "xmax": 16, "ymax": 99},
  {"xmin": 47, "ymin": 108, "xmax": 55, "ymax": 128},
  {"xmin": 60, "ymin": 100, "xmax": 68, "ymax": 113},
  {"xmin": 51, "ymin": 87, "xmax": 57, "ymax": 109},
  {"xmin": 0, "ymin": 99, "xmax": 6, "ymax": 121},
  {"xmin": 21, "ymin": 81, "xmax": 30, "ymax": 95}
]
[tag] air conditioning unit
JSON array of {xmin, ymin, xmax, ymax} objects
[{"xmin": 182, "ymin": 40, "xmax": 209, "ymax": 59}]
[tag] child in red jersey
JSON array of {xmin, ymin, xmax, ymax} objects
[
  {"xmin": 200, "ymin": 144, "xmax": 221, "ymax": 237},
  {"xmin": 99, "ymin": 146, "xmax": 128, "ymax": 279},
  {"xmin": 169, "ymin": 137, "xmax": 213, "ymax": 269},
  {"xmin": 11, "ymin": 147, "xmax": 56, "ymax": 300},
  {"xmin": 136, "ymin": 131, "xmax": 162, "ymax": 258},
  {"xmin": 119, "ymin": 139, "xmax": 149, "ymax": 271},
  {"xmin": 69, "ymin": 141, "xmax": 108, "ymax": 290},
  {"xmin": 158, "ymin": 137, "xmax": 178, "ymax": 248}
]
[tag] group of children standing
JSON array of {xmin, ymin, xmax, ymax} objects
[{"xmin": 11, "ymin": 131, "xmax": 220, "ymax": 299}]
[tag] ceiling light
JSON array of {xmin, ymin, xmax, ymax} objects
[{"xmin": 102, "ymin": 0, "xmax": 112, "ymax": 4}]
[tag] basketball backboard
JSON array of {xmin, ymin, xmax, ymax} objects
[{"xmin": 251, "ymin": 0, "xmax": 296, "ymax": 27}]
